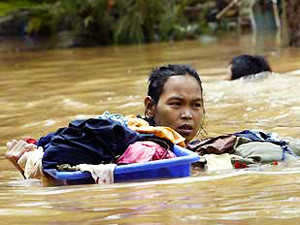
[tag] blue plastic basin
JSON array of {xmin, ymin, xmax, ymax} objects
[{"xmin": 43, "ymin": 145, "xmax": 200, "ymax": 186}]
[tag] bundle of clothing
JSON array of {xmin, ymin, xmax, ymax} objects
[
  {"xmin": 188, "ymin": 130, "xmax": 300, "ymax": 171},
  {"xmin": 16, "ymin": 112, "xmax": 184, "ymax": 183},
  {"xmin": 13, "ymin": 111, "xmax": 300, "ymax": 182}
]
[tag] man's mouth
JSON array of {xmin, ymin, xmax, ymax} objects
[{"xmin": 176, "ymin": 124, "xmax": 194, "ymax": 136}]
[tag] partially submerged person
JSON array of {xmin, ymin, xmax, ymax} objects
[
  {"xmin": 226, "ymin": 54, "xmax": 272, "ymax": 80},
  {"xmin": 6, "ymin": 63, "xmax": 300, "ymax": 179},
  {"xmin": 5, "ymin": 64, "xmax": 205, "ymax": 180},
  {"xmin": 190, "ymin": 53, "xmax": 300, "ymax": 170}
]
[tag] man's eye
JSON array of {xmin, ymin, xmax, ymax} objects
[
  {"xmin": 194, "ymin": 103, "xmax": 202, "ymax": 108},
  {"xmin": 170, "ymin": 102, "xmax": 181, "ymax": 106}
]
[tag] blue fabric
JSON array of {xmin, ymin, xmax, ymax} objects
[
  {"xmin": 233, "ymin": 130, "xmax": 299, "ymax": 161},
  {"xmin": 37, "ymin": 111, "xmax": 129, "ymax": 149},
  {"xmin": 42, "ymin": 118, "xmax": 141, "ymax": 169},
  {"xmin": 36, "ymin": 132, "xmax": 55, "ymax": 150}
]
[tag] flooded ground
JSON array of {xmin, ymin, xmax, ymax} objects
[{"xmin": 0, "ymin": 33, "xmax": 300, "ymax": 224}]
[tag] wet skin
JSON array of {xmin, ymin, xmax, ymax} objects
[
  {"xmin": 152, "ymin": 75, "xmax": 204, "ymax": 143},
  {"xmin": 226, "ymin": 64, "xmax": 232, "ymax": 80}
]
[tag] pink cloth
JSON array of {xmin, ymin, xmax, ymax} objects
[{"xmin": 116, "ymin": 141, "xmax": 176, "ymax": 164}]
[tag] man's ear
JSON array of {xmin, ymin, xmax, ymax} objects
[{"xmin": 144, "ymin": 96, "xmax": 155, "ymax": 117}]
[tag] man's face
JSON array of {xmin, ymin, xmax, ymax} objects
[{"xmin": 153, "ymin": 75, "xmax": 204, "ymax": 143}]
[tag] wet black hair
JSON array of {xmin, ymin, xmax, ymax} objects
[
  {"xmin": 147, "ymin": 64, "xmax": 203, "ymax": 104},
  {"xmin": 230, "ymin": 54, "xmax": 272, "ymax": 80}
]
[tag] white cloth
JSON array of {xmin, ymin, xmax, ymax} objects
[
  {"xmin": 77, "ymin": 163, "xmax": 117, "ymax": 184},
  {"xmin": 203, "ymin": 153, "xmax": 233, "ymax": 171},
  {"xmin": 17, "ymin": 147, "xmax": 44, "ymax": 179}
]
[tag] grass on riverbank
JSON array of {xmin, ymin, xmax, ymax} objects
[{"xmin": 0, "ymin": 1, "xmax": 41, "ymax": 16}]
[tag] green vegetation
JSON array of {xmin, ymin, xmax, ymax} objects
[
  {"xmin": 0, "ymin": 0, "xmax": 231, "ymax": 47},
  {"xmin": 0, "ymin": 1, "xmax": 37, "ymax": 16}
]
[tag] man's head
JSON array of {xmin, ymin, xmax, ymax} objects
[
  {"xmin": 228, "ymin": 54, "xmax": 272, "ymax": 80},
  {"xmin": 144, "ymin": 64, "xmax": 204, "ymax": 143}
]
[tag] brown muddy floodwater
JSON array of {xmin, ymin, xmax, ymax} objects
[{"xmin": 0, "ymin": 33, "xmax": 300, "ymax": 224}]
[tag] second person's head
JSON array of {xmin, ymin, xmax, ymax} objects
[
  {"xmin": 227, "ymin": 54, "xmax": 272, "ymax": 80},
  {"xmin": 144, "ymin": 64, "xmax": 204, "ymax": 143}
]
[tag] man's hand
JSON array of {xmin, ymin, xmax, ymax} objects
[{"xmin": 5, "ymin": 140, "xmax": 37, "ymax": 177}]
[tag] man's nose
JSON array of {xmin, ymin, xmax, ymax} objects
[{"xmin": 181, "ymin": 108, "xmax": 193, "ymax": 120}]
